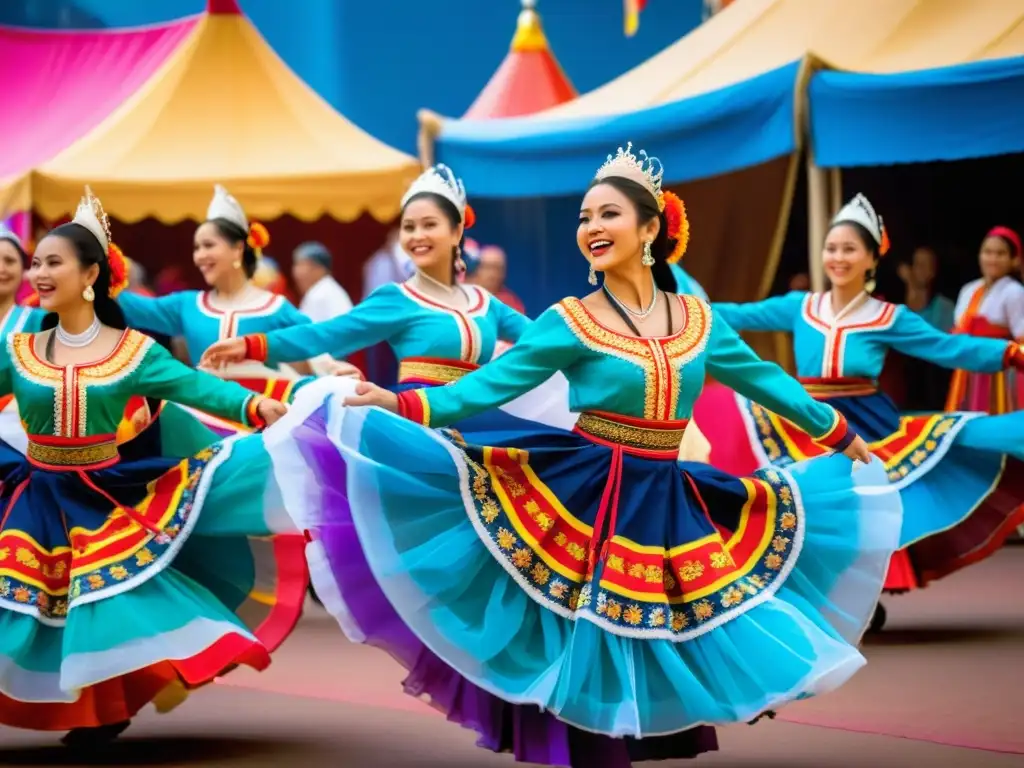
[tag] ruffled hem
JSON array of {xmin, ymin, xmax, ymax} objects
[{"xmin": 267, "ymin": 380, "xmax": 902, "ymax": 738}]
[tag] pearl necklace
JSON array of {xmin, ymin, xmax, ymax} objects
[
  {"xmin": 56, "ymin": 316, "xmax": 101, "ymax": 348},
  {"xmin": 604, "ymin": 280, "xmax": 659, "ymax": 320}
]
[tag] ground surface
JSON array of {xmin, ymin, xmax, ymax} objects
[{"xmin": 3, "ymin": 548, "xmax": 1022, "ymax": 767}]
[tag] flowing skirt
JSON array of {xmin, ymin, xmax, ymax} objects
[
  {"xmin": 264, "ymin": 379, "xmax": 902, "ymax": 763},
  {"xmin": 695, "ymin": 383, "xmax": 1024, "ymax": 591},
  {"xmin": 0, "ymin": 407, "xmax": 307, "ymax": 731}
]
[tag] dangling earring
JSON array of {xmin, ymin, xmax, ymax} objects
[
  {"xmin": 864, "ymin": 269, "xmax": 877, "ymax": 295},
  {"xmin": 232, "ymin": 260, "xmax": 242, "ymax": 270},
  {"xmin": 588, "ymin": 263, "xmax": 598, "ymax": 286},
  {"xmin": 453, "ymin": 245, "xmax": 466, "ymax": 275},
  {"xmin": 83, "ymin": 284, "xmax": 95, "ymax": 302},
  {"xmin": 641, "ymin": 240, "xmax": 655, "ymax": 267}
]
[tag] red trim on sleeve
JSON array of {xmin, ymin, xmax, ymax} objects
[
  {"xmin": 396, "ymin": 389, "xmax": 430, "ymax": 426},
  {"xmin": 814, "ymin": 410, "xmax": 850, "ymax": 450},
  {"xmin": 244, "ymin": 334, "xmax": 269, "ymax": 362}
]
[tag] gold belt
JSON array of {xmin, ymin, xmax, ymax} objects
[
  {"xmin": 27, "ymin": 435, "xmax": 119, "ymax": 469},
  {"xmin": 397, "ymin": 357, "xmax": 478, "ymax": 385},
  {"xmin": 574, "ymin": 411, "xmax": 690, "ymax": 456},
  {"xmin": 799, "ymin": 377, "xmax": 878, "ymax": 399}
]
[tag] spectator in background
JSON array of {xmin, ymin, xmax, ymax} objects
[
  {"xmin": 898, "ymin": 245, "xmax": 954, "ymax": 332},
  {"xmin": 468, "ymin": 244, "xmax": 525, "ymax": 314},
  {"xmin": 789, "ymin": 272, "xmax": 810, "ymax": 292},
  {"xmin": 292, "ymin": 241, "xmax": 353, "ymax": 322},
  {"xmin": 362, "ymin": 228, "xmax": 414, "ymax": 296}
]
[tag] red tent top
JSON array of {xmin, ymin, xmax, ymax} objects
[{"xmin": 462, "ymin": 0, "xmax": 576, "ymax": 120}]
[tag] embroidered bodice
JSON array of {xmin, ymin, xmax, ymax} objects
[
  {"xmin": 119, "ymin": 289, "xmax": 310, "ymax": 366},
  {"xmin": 1, "ymin": 330, "xmax": 263, "ymax": 439},
  {"xmin": 261, "ymin": 282, "xmax": 530, "ymax": 366},
  {"xmin": 409, "ymin": 295, "xmax": 841, "ymax": 439},
  {"xmin": 714, "ymin": 291, "xmax": 1010, "ymax": 380},
  {"xmin": 1, "ymin": 305, "xmax": 44, "ymax": 338},
  {"xmin": 953, "ymin": 277, "xmax": 1024, "ymax": 339}
]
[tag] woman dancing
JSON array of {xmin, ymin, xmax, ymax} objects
[
  {"xmin": 0, "ymin": 188, "xmax": 305, "ymax": 745},
  {"xmin": 696, "ymin": 194, "xmax": 1024, "ymax": 628},
  {"xmin": 945, "ymin": 226, "xmax": 1024, "ymax": 414},
  {"xmin": 201, "ymin": 164, "xmax": 575, "ymax": 436},
  {"xmin": 257, "ymin": 146, "xmax": 902, "ymax": 766}
]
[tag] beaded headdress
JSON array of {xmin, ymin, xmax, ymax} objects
[
  {"xmin": 71, "ymin": 186, "xmax": 129, "ymax": 297},
  {"xmin": 595, "ymin": 142, "xmax": 665, "ymax": 211},
  {"xmin": 832, "ymin": 193, "xmax": 889, "ymax": 255},
  {"xmin": 401, "ymin": 164, "xmax": 468, "ymax": 222},
  {"xmin": 593, "ymin": 142, "xmax": 689, "ymax": 263},
  {"xmin": 207, "ymin": 184, "xmax": 250, "ymax": 233},
  {"xmin": 0, "ymin": 222, "xmax": 23, "ymax": 251},
  {"xmin": 72, "ymin": 185, "xmax": 111, "ymax": 254}
]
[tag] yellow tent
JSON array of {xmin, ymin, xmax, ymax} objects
[
  {"xmin": 419, "ymin": 0, "xmax": 1024, "ymax": 302},
  {"xmin": 29, "ymin": 0, "xmax": 419, "ymax": 225}
]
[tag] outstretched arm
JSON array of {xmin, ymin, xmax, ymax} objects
[
  {"xmin": 887, "ymin": 308, "xmax": 1019, "ymax": 372},
  {"xmin": 394, "ymin": 306, "xmax": 579, "ymax": 428},
  {"xmin": 712, "ymin": 291, "xmax": 804, "ymax": 333},
  {"xmin": 705, "ymin": 311, "xmax": 855, "ymax": 452},
  {"xmin": 118, "ymin": 292, "xmax": 186, "ymax": 338}
]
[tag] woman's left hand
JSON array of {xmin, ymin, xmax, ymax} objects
[
  {"xmin": 842, "ymin": 435, "xmax": 872, "ymax": 465},
  {"xmin": 257, "ymin": 398, "xmax": 289, "ymax": 426},
  {"xmin": 325, "ymin": 360, "xmax": 365, "ymax": 379},
  {"xmin": 343, "ymin": 381, "xmax": 399, "ymax": 413}
]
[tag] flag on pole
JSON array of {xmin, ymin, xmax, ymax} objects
[{"xmin": 624, "ymin": 0, "xmax": 647, "ymax": 36}]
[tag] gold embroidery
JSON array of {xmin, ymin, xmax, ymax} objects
[
  {"xmin": 9, "ymin": 331, "xmax": 152, "ymax": 437},
  {"xmin": 27, "ymin": 439, "xmax": 118, "ymax": 467},
  {"xmin": 555, "ymin": 296, "xmax": 711, "ymax": 420},
  {"xmin": 575, "ymin": 412, "xmax": 688, "ymax": 452},
  {"xmin": 398, "ymin": 359, "xmax": 475, "ymax": 384}
]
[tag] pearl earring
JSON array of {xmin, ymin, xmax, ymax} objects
[{"xmin": 588, "ymin": 263, "xmax": 597, "ymax": 286}]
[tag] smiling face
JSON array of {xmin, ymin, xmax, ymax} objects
[
  {"xmin": 823, "ymin": 223, "xmax": 876, "ymax": 291},
  {"xmin": 193, "ymin": 221, "xmax": 245, "ymax": 288},
  {"xmin": 978, "ymin": 235, "xmax": 1018, "ymax": 281},
  {"xmin": 29, "ymin": 233, "xmax": 99, "ymax": 313},
  {"xmin": 577, "ymin": 181, "xmax": 659, "ymax": 277},
  {"xmin": 400, "ymin": 195, "xmax": 462, "ymax": 277},
  {"xmin": 0, "ymin": 240, "xmax": 25, "ymax": 300}
]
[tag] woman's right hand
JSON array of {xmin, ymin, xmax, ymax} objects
[
  {"xmin": 343, "ymin": 381, "xmax": 399, "ymax": 413},
  {"xmin": 199, "ymin": 338, "xmax": 247, "ymax": 370},
  {"xmin": 842, "ymin": 434, "xmax": 872, "ymax": 465}
]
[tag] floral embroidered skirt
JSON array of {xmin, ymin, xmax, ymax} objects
[
  {"xmin": 0, "ymin": 414, "xmax": 307, "ymax": 731},
  {"xmin": 265, "ymin": 379, "xmax": 901, "ymax": 764},
  {"xmin": 695, "ymin": 383, "xmax": 1024, "ymax": 592}
]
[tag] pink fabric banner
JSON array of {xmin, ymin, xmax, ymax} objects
[{"xmin": 0, "ymin": 17, "xmax": 199, "ymax": 179}]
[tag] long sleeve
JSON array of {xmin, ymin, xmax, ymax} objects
[
  {"xmin": 491, "ymin": 294, "xmax": 531, "ymax": 343},
  {"xmin": 705, "ymin": 312, "xmax": 850, "ymax": 447},
  {"xmin": 712, "ymin": 291, "xmax": 804, "ymax": 333},
  {"xmin": 399, "ymin": 306, "xmax": 580, "ymax": 428},
  {"xmin": 134, "ymin": 341, "xmax": 264, "ymax": 428},
  {"xmin": 887, "ymin": 307, "xmax": 1011, "ymax": 373},
  {"xmin": 257, "ymin": 286, "xmax": 397, "ymax": 366},
  {"xmin": 119, "ymin": 292, "xmax": 187, "ymax": 338}
]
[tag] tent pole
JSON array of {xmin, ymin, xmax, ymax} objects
[
  {"xmin": 828, "ymin": 167, "xmax": 843, "ymax": 215},
  {"xmin": 806, "ymin": 151, "xmax": 828, "ymax": 292}
]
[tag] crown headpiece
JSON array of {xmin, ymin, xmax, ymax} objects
[
  {"xmin": 72, "ymin": 185, "xmax": 112, "ymax": 253},
  {"xmin": 207, "ymin": 184, "xmax": 249, "ymax": 233},
  {"xmin": 0, "ymin": 222, "xmax": 24, "ymax": 251},
  {"xmin": 832, "ymin": 193, "xmax": 884, "ymax": 247},
  {"xmin": 594, "ymin": 142, "xmax": 665, "ymax": 211},
  {"xmin": 401, "ymin": 164, "xmax": 468, "ymax": 221}
]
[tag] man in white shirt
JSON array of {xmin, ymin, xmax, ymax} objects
[
  {"xmin": 362, "ymin": 228, "xmax": 414, "ymax": 296},
  {"xmin": 292, "ymin": 241, "xmax": 354, "ymax": 322}
]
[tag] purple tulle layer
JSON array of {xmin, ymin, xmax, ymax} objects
[{"xmin": 296, "ymin": 409, "xmax": 718, "ymax": 766}]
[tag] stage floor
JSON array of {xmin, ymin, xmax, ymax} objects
[{"xmin": 3, "ymin": 547, "xmax": 1022, "ymax": 767}]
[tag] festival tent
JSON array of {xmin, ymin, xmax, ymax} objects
[
  {"xmin": 416, "ymin": 0, "xmax": 1024, "ymax": 318},
  {"xmin": 0, "ymin": 15, "xmax": 198, "ymax": 219},
  {"xmin": 458, "ymin": 0, "xmax": 575, "ymax": 122},
  {"xmin": 25, "ymin": 0, "xmax": 419, "ymax": 227}
]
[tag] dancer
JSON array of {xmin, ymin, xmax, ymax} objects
[
  {"xmin": 201, "ymin": 164, "xmax": 574, "ymax": 435},
  {"xmin": 0, "ymin": 188, "xmax": 306, "ymax": 744},
  {"xmin": 697, "ymin": 194, "xmax": 1024, "ymax": 627},
  {"xmin": 263, "ymin": 145, "xmax": 902, "ymax": 766},
  {"xmin": 117, "ymin": 185, "xmax": 353, "ymax": 424},
  {"xmin": 945, "ymin": 227, "xmax": 1024, "ymax": 414}
]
